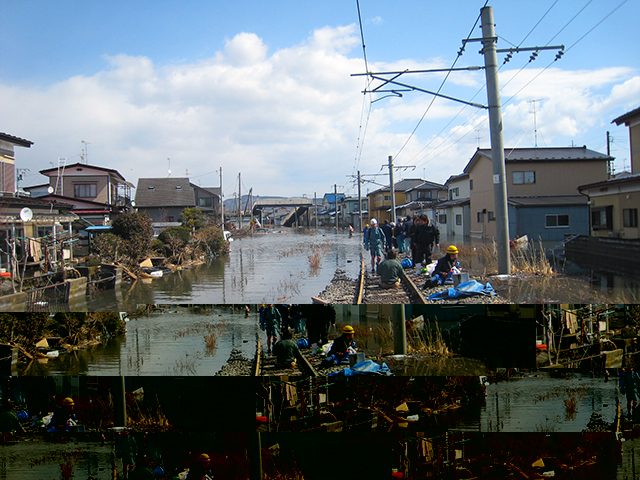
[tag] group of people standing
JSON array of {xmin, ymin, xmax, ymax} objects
[
  {"xmin": 363, "ymin": 215, "xmax": 461, "ymax": 288},
  {"xmin": 363, "ymin": 214, "xmax": 440, "ymax": 274}
]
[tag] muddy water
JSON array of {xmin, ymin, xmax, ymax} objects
[
  {"xmin": 0, "ymin": 439, "xmax": 115, "ymax": 480},
  {"xmin": 452, "ymin": 373, "xmax": 619, "ymax": 432},
  {"xmin": 78, "ymin": 228, "xmax": 639, "ymax": 309},
  {"xmin": 86, "ymin": 229, "xmax": 363, "ymax": 310},
  {"xmin": 19, "ymin": 308, "xmax": 260, "ymax": 376}
]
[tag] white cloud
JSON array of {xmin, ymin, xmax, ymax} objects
[{"xmin": 2, "ymin": 25, "xmax": 637, "ymax": 198}]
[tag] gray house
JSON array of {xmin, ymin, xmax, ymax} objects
[{"xmin": 134, "ymin": 178, "xmax": 220, "ymax": 232}]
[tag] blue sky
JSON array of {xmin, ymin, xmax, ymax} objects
[{"xmin": 2, "ymin": 0, "xmax": 638, "ymax": 198}]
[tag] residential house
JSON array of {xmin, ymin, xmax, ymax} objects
[
  {"xmin": 27, "ymin": 162, "xmax": 135, "ymax": 226},
  {"xmin": 397, "ymin": 180, "xmax": 446, "ymax": 221},
  {"xmin": 318, "ymin": 192, "xmax": 346, "ymax": 227},
  {"xmin": 134, "ymin": 178, "xmax": 220, "ymax": 235},
  {"xmin": 465, "ymin": 147, "xmax": 610, "ymax": 242},
  {"xmin": 368, "ymin": 179, "xmax": 425, "ymax": 223},
  {"xmin": 342, "ymin": 196, "xmax": 368, "ymax": 230},
  {"xmin": 564, "ymin": 106, "xmax": 640, "ymax": 274},
  {"xmin": 0, "ymin": 132, "xmax": 33, "ymax": 194},
  {"xmin": 437, "ymin": 173, "xmax": 471, "ymax": 241}
]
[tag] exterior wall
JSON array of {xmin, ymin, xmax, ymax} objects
[
  {"xmin": 437, "ymin": 205, "xmax": 467, "ymax": 241},
  {"xmin": 469, "ymin": 155, "xmax": 496, "ymax": 238},
  {"xmin": 515, "ymin": 205, "xmax": 589, "ymax": 242},
  {"xmin": 0, "ymin": 158, "xmax": 15, "ymax": 194},
  {"xmin": 140, "ymin": 206, "xmax": 185, "ymax": 223},
  {"xmin": 48, "ymin": 174, "xmax": 111, "ymax": 204},
  {"xmin": 506, "ymin": 160, "xmax": 607, "ymax": 197},
  {"xmin": 448, "ymin": 177, "xmax": 470, "ymax": 200},
  {"xmin": 589, "ymin": 190, "xmax": 640, "ymax": 239},
  {"xmin": 630, "ymin": 120, "xmax": 640, "ymax": 174}
]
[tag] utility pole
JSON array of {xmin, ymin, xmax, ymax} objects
[
  {"xmin": 334, "ymin": 184, "xmax": 339, "ymax": 234},
  {"xmin": 481, "ymin": 6, "xmax": 510, "ymax": 275},
  {"xmin": 238, "ymin": 173, "xmax": 242, "ymax": 230},
  {"xmin": 219, "ymin": 167, "xmax": 224, "ymax": 226},
  {"xmin": 357, "ymin": 170, "xmax": 363, "ymax": 233},
  {"xmin": 388, "ymin": 156, "xmax": 396, "ymax": 224},
  {"xmin": 606, "ymin": 131, "xmax": 614, "ymax": 178},
  {"xmin": 393, "ymin": 304, "xmax": 407, "ymax": 355}
]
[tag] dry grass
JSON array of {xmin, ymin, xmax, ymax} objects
[
  {"xmin": 451, "ymin": 240, "xmax": 555, "ymax": 276},
  {"xmin": 308, "ymin": 252, "xmax": 321, "ymax": 269}
]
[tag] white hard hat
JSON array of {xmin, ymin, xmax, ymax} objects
[{"xmin": 371, "ymin": 218, "xmax": 378, "ymax": 224}]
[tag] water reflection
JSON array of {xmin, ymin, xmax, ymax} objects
[{"xmin": 452, "ymin": 373, "xmax": 619, "ymax": 432}]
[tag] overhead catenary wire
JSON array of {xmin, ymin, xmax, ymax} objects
[{"xmin": 405, "ymin": 0, "xmax": 626, "ymax": 173}]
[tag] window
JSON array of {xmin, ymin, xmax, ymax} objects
[
  {"xmin": 488, "ymin": 211, "xmax": 495, "ymax": 222},
  {"xmin": 438, "ymin": 214, "xmax": 447, "ymax": 224},
  {"xmin": 199, "ymin": 197, "xmax": 213, "ymax": 207},
  {"xmin": 546, "ymin": 214, "xmax": 570, "ymax": 228},
  {"xmin": 456, "ymin": 214, "xmax": 462, "ymax": 226},
  {"xmin": 477, "ymin": 211, "xmax": 485, "ymax": 223},
  {"xmin": 591, "ymin": 207, "xmax": 613, "ymax": 230},
  {"xmin": 513, "ymin": 171, "xmax": 536, "ymax": 184},
  {"xmin": 384, "ymin": 195, "xmax": 391, "ymax": 201},
  {"xmin": 74, "ymin": 183, "xmax": 97, "ymax": 198},
  {"xmin": 469, "ymin": 179, "xmax": 473, "ymax": 190},
  {"xmin": 449, "ymin": 187, "xmax": 459, "ymax": 200},
  {"xmin": 623, "ymin": 208, "xmax": 638, "ymax": 228}
]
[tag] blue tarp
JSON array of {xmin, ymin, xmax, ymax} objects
[
  {"xmin": 427, "ymin": 279, "xmax": 496, "ymax": 300},
  {"xmin": 328, "ymin": 359, "xmax": 392, "ymax": 376}
]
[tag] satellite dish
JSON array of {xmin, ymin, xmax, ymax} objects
[
  {"xmin": 47, "ymin": 186, "xmax": 54, "ymax": 194},
  {"xmin": 20, "ymin": 207, "xmax": 33, "ymax": 222}
]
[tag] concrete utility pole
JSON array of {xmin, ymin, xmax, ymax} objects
[
  {"xmin": 481, "ymin": 6, "xmax": 511, "ymax": 275},
  {"xmin": 334, "ymin": 184, "xmax": 339, "ymax": 234},
  {"xmin": 238, "ymin": 173, "xmax": 242, "ymax": 230},
  {"xmin": 113, "ymin": 376, "xmax": 127, "ymax": 427},
  {"xmin": 357, "ymin": 170, "xmax": 363, "ymax": 233},
  {"xmin": 219, "ymin": 167, "xmax": 224, "ymax": 226},
  {"xmin": 393, "ymin": 304, "xmax": 407, "ymax": 355},
  {"xmin": 388, "ymin": 156, "xmax": 396, "ymax": 224}
]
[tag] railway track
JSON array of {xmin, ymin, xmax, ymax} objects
[
  {"xmin": 253, "ymin": 341, "xmax": 319, "ymax": 377},
  {"xmin": 354, "ymin": 260, "xmax": 428, "ymax": 304}
]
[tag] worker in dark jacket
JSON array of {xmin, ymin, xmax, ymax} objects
[
  {"xmin": 260, "ymin": 305, "xmax": 282, "ymax": 354},
  {"xmin": 320, "ymin": 325, "xmax": 356, "ymax": 368},
  {"xmin": 413, "ymin": 215, "xmax": 440, "ymax": 274},
  {"xmin": 427, "ymin": 245, "xmax": 461, "ymax": 287},
  {"xmin": 48, "ymin": 397, "xmax": 76, "ymax": 432}
]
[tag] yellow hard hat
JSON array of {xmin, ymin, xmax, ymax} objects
[
  {"xmin": 62, "ymin": 397, "xmax": 75, "ymax": 407},
  {"xmin": 446, "ymin": 245, "xmax": 459, "ymax": 254},
  {"xmin": 342, "ymin": 325, "xmax": 355, "ymax": 334},
  {"xmin": 196, "ymin": 453, "xmax": 210, "ymax": 463}
]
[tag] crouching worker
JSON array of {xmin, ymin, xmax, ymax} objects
[
  {"xmin": 426, "ymin": 245, "xmax": 460, "ymax": 287},
  {"xmin": 273, "ymin": 329, "xmax": 302, "ymax": 369},
  {"xmin": 320, "ymin": 325, "xmax": 356, "ymax": 368},
  {"xmin": 378, "ymin": 249, "xmax": 404, "ymax": 289},
  {"xmin": 47, "ymin": 397, "xmax": 77, "ymax": 433}
]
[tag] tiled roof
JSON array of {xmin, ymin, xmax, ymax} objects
[{"xmin": 135, "ymin": 178, "xmax": 196, "ymax": 207}]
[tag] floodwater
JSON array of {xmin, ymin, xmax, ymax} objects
[
  {"xmin": 0, "ymin": 439, "xmax": 115, "ymax": 480},
  {"xmin": 19, "ymin": 308, "xmax": 260, "ymax": 376},
  {"xmin": 76, "ymin": 229, "xmax": 639, "ymax": 309},
  {"xmin": 452, "ymin": 373, "xmax": 619, "ymax": 432},
  {"xmin": 86, "ymin": 229, "xmax": 363, "ymax": 310},
  {"xmin": 619, "ymin": 438, "xmax": 640, "ymax": 480}
]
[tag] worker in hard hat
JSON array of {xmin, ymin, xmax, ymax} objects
[
  {"xmin": 320, "ymin": 325, "xmax": 357, "ymax": 368},
  {"xmin": 427, "ymin": 245, "xmax": 461, "ymax": 287},
  {"xmin": 186, "ymin": 453, "xmax": 211, "ymax": 480},
  {"xmin": 48, "ymin": 396, "xmax": 77, "ymax": 432}
]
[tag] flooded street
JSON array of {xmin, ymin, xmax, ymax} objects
[
  {"xmin": 87, "ymin": 229, "xmax": 363, "ymax": 310},
  {"xmin": 76, "ymin": 229, "xmax": 639, "ymax": 309},
  {"xmin": 0, "ymin": 439, "xmax": 115, "ymax": 480},
  {"xmin": 19, "ymin": 308, "xmax": 260, "ymax": 376},
  {"xmin": 452, "ymin": 373, "xmax": 619, "ymax": 432}
]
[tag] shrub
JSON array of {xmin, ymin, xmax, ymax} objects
[
  {"xmin": 180, "ymin": 207, "xmax": 207, "ymax": 231},
  {"xmin": 158, "ymin": 226, "xmax": 191, "ymax": 246},
  {"xmin": 192, "ymin": 226, "xmax": 229, "ymax": 257},
  {"xmin": 111, "ymin": 212, "xmax": 153, "ymax": 262},
  {"xmin": 91, "ymin": 233, "xmax": 118, "ymax": 261},
  {"xmin": 150, "ymin": 238, "xmax": 166, "ymax": 255}
]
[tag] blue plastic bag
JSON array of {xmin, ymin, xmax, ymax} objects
[
  {"xmin": 401, "ymin": 258, "xmax": 413, "ymax": 268},
  {"xmin": 297, "ymin": 338, "xmax": 309, "ymax": 348}
]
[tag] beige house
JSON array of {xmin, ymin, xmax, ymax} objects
[
  {"xmin": 37, "ymin": 162, "xmax": 133, "ymax": 207},
  {"xmin": 465, "ymin": 147, "xmax": 610, "ymax": 239},
  {"xmin": 368, "ymin": 179, "xmax": 424, "ymax": 223},
  {"xmin": 575, "ymin": 106, "xmax": 640, "ymax": 240}
]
